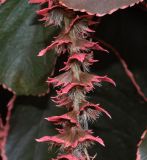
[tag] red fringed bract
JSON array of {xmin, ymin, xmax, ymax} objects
[{"xmin": 30, "ymin": 0, "xmax": 115, "ymax": 159}]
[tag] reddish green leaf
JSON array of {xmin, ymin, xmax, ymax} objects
[{"xmin": 59, "ymin": 0, "xmax": 143, "ymax": 16}]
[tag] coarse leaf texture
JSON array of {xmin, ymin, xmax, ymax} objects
[
  {"xmin": 59, "ymin": 0, "xmax": 143, "ymax": 16},
  {"xmin": 136, "ymin": 130, "xmax": 147, "ymax": 160},
  {"xmin": 0, "ymin": 0, "xmax": 57, "ymax": 95}
]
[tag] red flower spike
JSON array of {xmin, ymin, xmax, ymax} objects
[
  {"xmin": 65, "ymin": 15, "xmax": 95, "ymax": 35},
  {"xmin": 68, "ymin": 53, "xmax": 87, "ymax": 63},
  {"xmin": 53, "ymin": 154, "xmax": 80, "ymax": 160},
  {"xmin": 80, "ymin": 102, "xmax": 112, "ymax": 119},
  {"xmin": 91, "ymin": 75, "xmax": 116, "ymax": 86},
  {"xmin": 37, "ymin": 5, "xmax": 62, "ymax": 15},
  {"xmin": 47, "ymin": 71, "xmax": 72, "ymax": 87},
  {"xmin": 38, "ymin": 36, "xmax": 71, "ymax": 56},
  {"xmin": 60, "ymin": 52, "xmax": 98, "ymax": 72},
  {"xmin": 51, "ymin": 72, "xmax": 115, "ymax": 90},
  {"xmin": 56, "ymin": 73, "xmax": 115, "ymax": 95},
  {"xmin": 51, "ymin": 95, "xmax": 72, "ymax": 107},
  {"xmin": 80, "ymin": 134, "xmax": 105, "ymax": 147},
  {"xmin": 71, "ymin": 39, "xmax": 108, "ymax": 53},
  {"xmin": 37, "ymin": 6, "xmax": 64, "ymax": 26},
  {"xmin": 30, "ymin": 0, "xmax": 115, "ymax": 158},
  {"xmin": 45, "ymin": 110, "xmax": 78, "ymax": 125},
  {"xmin": 36, "ymin": 127, "xmax": 104, "ymax": 149},
  {"xmin": 29, "ymin": 0, "xmax": 48, "ymax": 4},
  {"xmin": 36, "ymin": 136, "xmax": 65, "ymax": 144}
]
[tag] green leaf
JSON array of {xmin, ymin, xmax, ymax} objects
[{"xmin": 0, "ymin": 0, "xmax": 57, "ymax": 95}]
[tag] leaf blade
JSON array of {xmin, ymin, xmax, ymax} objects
[
  {"xmin": 0, "ymin": 0, "xmax": 57, "ymax": 95},
  {"xmin": 59, "ymin": 0, "xmax": 143, "ymax": 16}
]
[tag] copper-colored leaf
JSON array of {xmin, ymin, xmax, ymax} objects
[{"xmin": 59, "ymin": 0, "xmax": 143, "ymax": 16}]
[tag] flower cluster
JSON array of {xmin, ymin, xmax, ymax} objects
[
  {"xmin": 29, "ymin": 0, "xmax": 115, "ymax": 159},
  {"xmin": 0, "ymin": 0, "xmax": 6, "ymax": 5}
]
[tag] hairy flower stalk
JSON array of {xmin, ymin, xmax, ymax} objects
[{"xmin": 29, "ymin": 0, "xmax": 115, "ymax": 159}]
